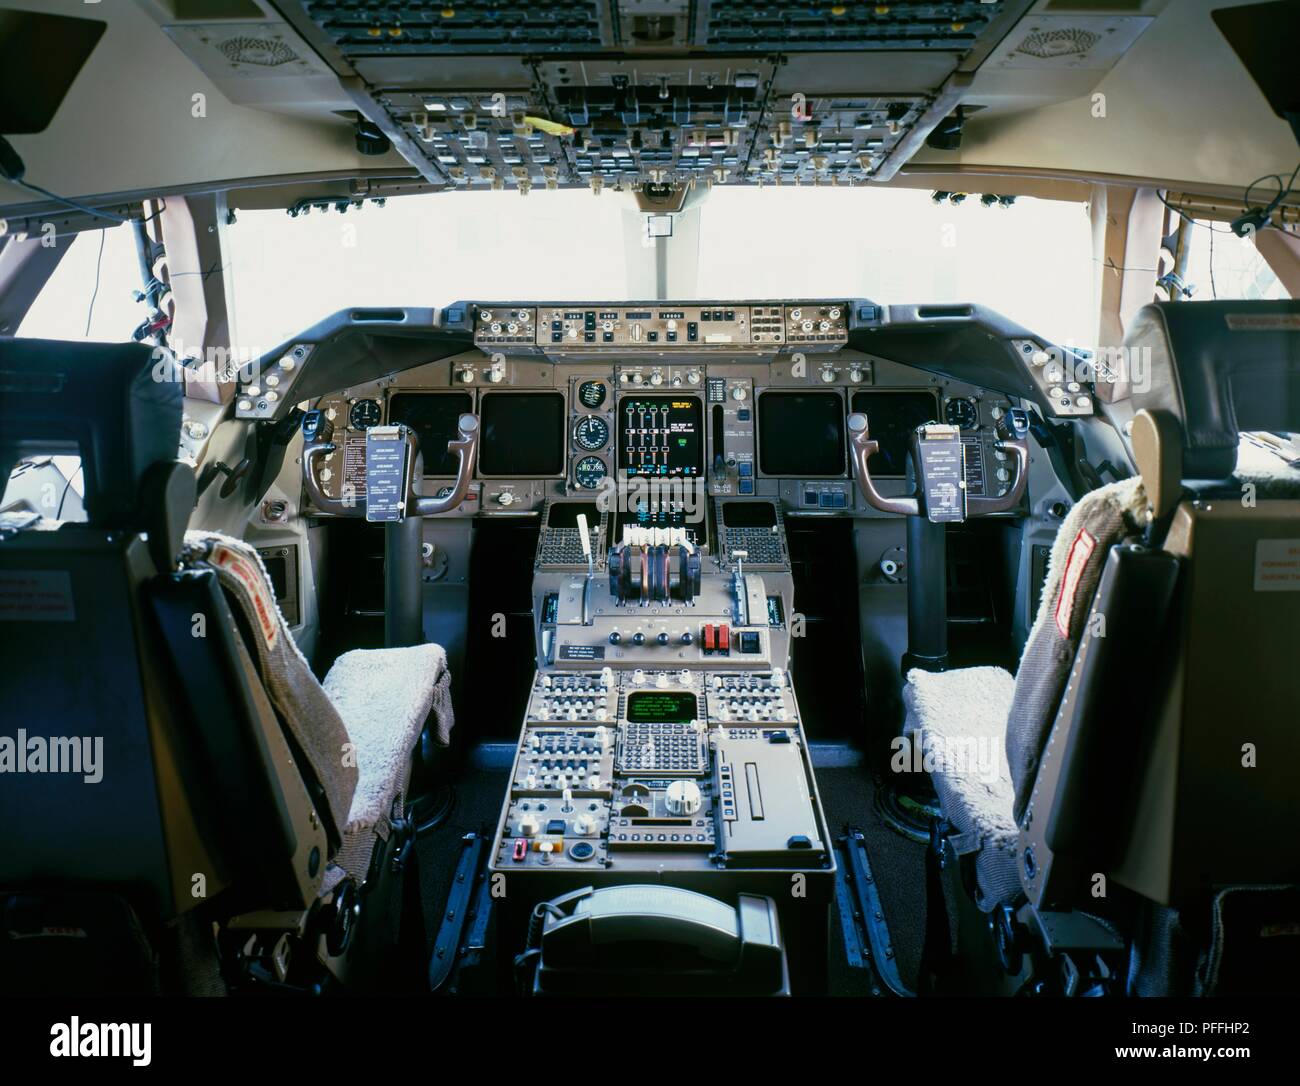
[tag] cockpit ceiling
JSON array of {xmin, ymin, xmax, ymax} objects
[{"xmin": 0, "ymin": 0, "xmax": 1296, "ymax": 211}]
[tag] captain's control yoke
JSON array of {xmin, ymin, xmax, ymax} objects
[
  {"xmin": 847, "ymin": 409, "xmax": 1030, "ymax": 673},
  {"xmin": 300, "ymin": 410, "xmax": 481, "ymax": 647}
]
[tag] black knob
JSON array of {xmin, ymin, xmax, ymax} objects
[
  {"xmin": 608, "ymin": 632, "xmax": 622, "ymax": 645},
  {"xmin": 656, "ymin": 632, "xmax": 670, "ymax": 646},
  {"xmin": 632, "ymin": 632, "xmax": 646, "ymax": 646},
  {"xmin": 680, "ymin": 631, "xmax": 694, "ymax": 645}
]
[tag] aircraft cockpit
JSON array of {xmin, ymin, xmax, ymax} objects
[{"xmin": 1, "ymin": 0, "xmax": 1298, "ymax": 1060}]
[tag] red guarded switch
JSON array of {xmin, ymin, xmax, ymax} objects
[
  {"xmin": 718, "ymin": 624, "xmax": 730, "ymax": 654},
  {"xmin": 703, "ymin": 624, "xmax": 716, "ymax": 652}
]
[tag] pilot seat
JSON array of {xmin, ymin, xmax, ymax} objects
[
  {"xmin": 0, "ymin": 337, "xmax": 453, "ymax": 993},
  {"xmin": 896, "ymin": 301, "xmax": 1300, "ymax": 995}
]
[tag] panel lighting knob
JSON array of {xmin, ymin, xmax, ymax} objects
[
  {"xmin": 517, "ymin": 814, "xmax": 539, "ymax": 836},
  {"xmin": 665, "ymin": 780, "xmax": 702, "ymax": 816},
  {"xmin": 656, "ymin": 632, "xmax": 670, "ymax": 645},
  {"xmin": 731, "ymin": 386, "xmax": 746, "ymax": 401},
  {"xmin": 848, "ymin": 368, "xmax": 863, "ymax": 383},
  {"xmin": 497, "ymin": 491, "xmax": 516, "ymax": 505},
  {"xmin": 574, "ymin": 814, "xmax": 598, "ymax": 836},
  {"xmin": 821, "ymin": 368, "xmax": 836, "ymax": 383},
  {"xmin": 687, "ymin": 370, "xmax": 700, "ymax": 384},
  {"xmin": 650, "ymin": 371, "xmax": 663, "ymax": 386},
  {"xmin": 458, "ymin": 367, "xmax": 475, "ymax": 383},
  {"xmin": 608, "ymin": 631, "xmax": 622, "ymax": 644}
]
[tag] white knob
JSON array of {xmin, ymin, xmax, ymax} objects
[
  {"xmin": 587, "ymin": 773, "xmax": 602, "ymax": 790},
  {"xmin": 679, "ymin": 669, "xmax": 692, "ymax": 685},
  {"xmin": 633, "ymin": 669, "xmax": 646, "ymax": 685},
  {"xmin": 574, "ymin": 814, "xmax": 598, "ymax": 836},
  {"xmin": 848, "ymin": 368, "xmax": 862, "ymax": 383},
  {"xmin": 665, "ymin": 780, "xmax": 702, "ymax": 816},
  {"xmin": 517, "ymin": 814, "xmax": 539, "ymax": 836},
  {"xmin": 656, "ymin": 672, "xmax": 669, "ymax": 688},
  {"xmin": 458, "ymin": 368, "xmax": 475, "ymax": 383},
  {"xmin": 497, "ymin": 491, "xmax": 516, "ymax": 506},
  {"xmin": 821, "ymin": 369, "xmax": 836, "ymax": 383},
  {"xmin": 650, "ymin": 372, "xmax": 663, "ymax": 386},
  {"xmin": 599, "ymin": 666, "xmax": 613, "ymax": 688},
  {"xmin": 731, "ymin": 386, "xmax": 746, "ymax": 401}
]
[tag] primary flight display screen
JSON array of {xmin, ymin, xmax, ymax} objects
[
  {"xmin": 618, "ymin": 396, "xmax": 703, "ymax": 477},
  {"xmin": 479, "ymin": 392, "xmax": 566, "ymax": 476},
  {"xmin": 387, "ymin": 392, "xmax": 473, "ymax": 476},
  {"xmin": 850, "ymin": 390, "xmax": 941, "ymax": 477},
  {"xmin": 625, "ymin": 690, "xmax": 698, "ymax": 724},
  {"xmin": 758, "ymin": 391, "xmax": 846, "ymax": 476}
]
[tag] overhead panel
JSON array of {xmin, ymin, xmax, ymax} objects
[{"xmin": 280, "ymin": 1, "xmax": 1026, "ymax": 190}]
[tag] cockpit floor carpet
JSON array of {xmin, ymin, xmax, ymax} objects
[{"xmin": 816, "ymin": 765, "xmax": 927, "ymax": 995}]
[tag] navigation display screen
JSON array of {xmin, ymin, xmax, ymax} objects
[
  {"xmin": 625, "ymin": 690, "xmax": 698, "ymax": 724},
  {"xmin": 758, "ymin": 391, "xmax": 846, "ymax": 476},
  {"xmin": 618, "ymin": 396, "xmax": 703, "ymax": 477},
  {"xmin": 850, "ymin": 390, "xmax": 942, "ymax": 477},
  {"xmin": 387, "ymin": 392, "xmax": 473, "ymax": 476},
  {"xmin": 480, "ymin": 392, "xmax": 566, "ymax": 476}
]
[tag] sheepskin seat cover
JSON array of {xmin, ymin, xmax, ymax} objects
[{"xmin": 903, "ymin": 666, "xmax": 1020, "ymax": 909}]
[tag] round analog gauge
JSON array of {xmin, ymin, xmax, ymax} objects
[
  {"xmin": 578, "ymin": 380, "xmax": 607, "ymax": 409},
  {"xmin": 349, "ymin": 398, "xmax": 382, "ymax": 430},
  {"xmin": 573, "ymin": 414, "xmax": 610, "ymax": 451},
  {"xmin": 944, "ymin": 397, "xmax": 979, "ymax": 430},
  {"xmin": 574, "ymin": 456, "xmax": 607, "ymax": 490}
]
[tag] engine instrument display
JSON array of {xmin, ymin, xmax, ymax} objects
[{"xmin": 618, "ymin": 396, "xmax": 703, "ymax": 477}]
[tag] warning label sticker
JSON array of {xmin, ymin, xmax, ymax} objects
[
  {"xmin": 0, "ymin": 570, "xmax": 75, "ymax": 622},
  {"xmin": 1254, "ymin": 539, "xmax": 1300, "ymax": 592}
]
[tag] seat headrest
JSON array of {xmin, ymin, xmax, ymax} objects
[
  {"xmin": 1123, "ymin": 301, "xmax": 1300, "ymax": 480},
  {"xmin": 0, "ymin": 338, "xmax": 183, "ymax": 527}
]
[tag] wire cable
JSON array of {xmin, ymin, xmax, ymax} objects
[
  {"xmin": 84, "ymin": 229, "xmax": 106, "ymax": 337},
  {"xmin": 10, "ymin": 178, "xmax": 131, "ymax": 225}
]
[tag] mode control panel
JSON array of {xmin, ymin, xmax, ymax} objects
[{"xmin": 476, "ymin": 303, "xmax": 851, "ymax": 351}]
